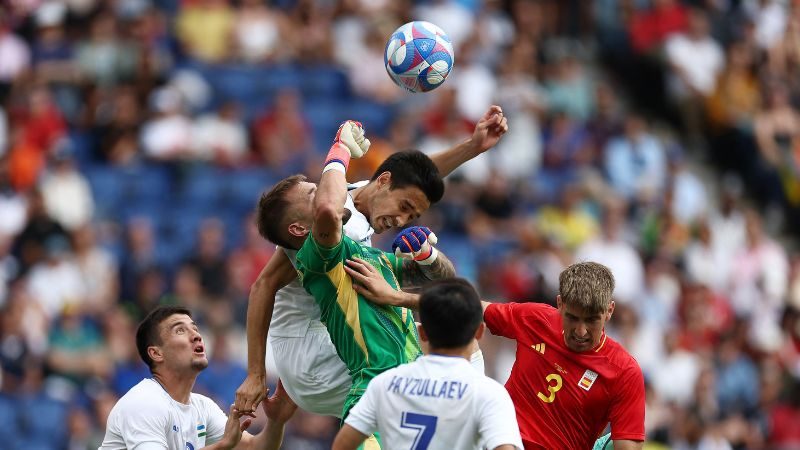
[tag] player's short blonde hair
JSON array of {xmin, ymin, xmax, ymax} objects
[{"xmin": 558, "ymin": 262, "xmax": 615, "ymax": 314}]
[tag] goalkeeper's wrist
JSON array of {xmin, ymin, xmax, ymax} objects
[
  {"xmin": 413, "ymin": 246, "xmax": 438, "ymax": 265},
  {"xmin": 323, "ymin": 143, "xmax": 351, "ymax": 174}
]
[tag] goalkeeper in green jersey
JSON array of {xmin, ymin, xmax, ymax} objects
[{"xmin": 256, "ymin": 120, "xmax": 457, "ymax": 424}]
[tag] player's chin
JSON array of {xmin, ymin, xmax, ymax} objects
[{"xmin": 191, "ymin": 356, "xmax": 209, "ymax": 370}]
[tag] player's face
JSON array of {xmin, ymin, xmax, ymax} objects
[
  {"xmin": 369, "ymin": 185, "xmax": 430, "ymax": 234},
  {"xmin": 557, "ymin": 297, "xmax": 614, "ymax": 353},
  {"xmin": 157, "ymin": 314, "xmax": 208, "ymax": 372}
]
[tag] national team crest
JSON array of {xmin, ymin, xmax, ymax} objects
[{"xmin": 578, "ymin": 369, "xmax": 598, "ymax": 391}]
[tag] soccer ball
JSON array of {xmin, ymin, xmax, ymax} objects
[{"xmin": 384, "ymin": 21, "xmax": 454, "ymax": 93}]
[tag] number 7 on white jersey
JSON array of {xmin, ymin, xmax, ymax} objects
[{"xmin": 400, "ymin": 411, "xmax": 438, "ymax": 450}]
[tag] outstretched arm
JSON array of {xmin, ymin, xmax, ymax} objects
[
  {"xmin": 428, "ymin": 105, "xmax": 508, "ymax": 177},
  {"xmin": 313, "ymin": 121, "xmax": 370, "ymax": 248},
  {"xmin": 234, "ymin": 249, "xmax": 297, "ymax": 414}
]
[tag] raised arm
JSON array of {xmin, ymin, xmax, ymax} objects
[
  {"xmin": 313, "ymin": 121, "xmax": 370, "ymax": 248},
  {"xmin": 428, "ymin": 105, "xmax": 508, "ymax": 177},
  {"xmin": 234, "ymin": 249, "xmax": 297, "ymax": 414}
]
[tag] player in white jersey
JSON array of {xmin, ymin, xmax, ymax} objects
[
  {"xmin": 333, "ymin": 278, "xmax": 523, "ymax": 450},
  {"xmin": 234, "ymin": 106, "xmax": 509, "ymax": 417},
  {"xmin": 99, "ymin": 306, "xmax": 296, "ymax": 450}
]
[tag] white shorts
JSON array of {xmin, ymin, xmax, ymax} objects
[
  {"xmin": 270, "ymin": 325, "xmax": 351, "ymax": 418},
  {"xmin": 270, "ymin": 326, "xmax": 486, "ymax": 418}
]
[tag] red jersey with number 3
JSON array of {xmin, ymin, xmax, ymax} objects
[{"xmin": 484, "ymin": 302, "xmax": 645, "ymax": 450}]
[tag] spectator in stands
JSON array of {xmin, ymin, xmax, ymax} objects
[
  {"xmin": 184, "ymin": 217, "xmax": 229, "ymax": 298},
  {"xmin": 0, "ymin": 11, "xmax": 31, "ymax": 97},
  {"xmin": 576, "ymin": 201, "xmax": 644, "ymax": 305},
  {"xmin": 40, "ymin": 148, "xmax": 95, "ymax": 231},
  {"xmin": 13, "ymin": 189, "xmax": 67, "ymax": 275},
  {"xmin": 603, "ymin": 113, "xmax": 668, "ymax": 205},
  {"xmin": 664, "ymin": 7, "xmax": 724, "ymax": 145},
  {"xmin": 192, "ymin": 102, "xmax": 249, "ymax": 166},
  {"xmin": 176, "ymin": 0, "xmax": 235, "ymax": 63},
  {"xmin": 251, "ymin": 89, "xmax": 312, "ymax": 173},
  {"xmin": 72, "ymin": 224, "xmax": 118, "ymax": 314},
  {"xmin": 729, "ymin": 210, "xmax": 789, "ymax": 351},
  {"xmin": 140, "ymin": 86, "xmax": 193, "ymax": 161},
  {"xmin": 26, "ymin": 234, "xmax": 87, "ymax": 321},
  {"xmin": 76, "ymin": 12, "xmax": 138, "ymax": 87},
  {"xmin": 234, "ymin": 0, "xmax": 287, "ymax": 64}
]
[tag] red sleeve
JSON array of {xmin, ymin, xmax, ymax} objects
[
  {"xmin": 483, "ymin": 302, "xmax": 520, "ymax": 340},
  {"xmin": 609, "ymin": 362, "xmax": 646, "ymax": 442}
]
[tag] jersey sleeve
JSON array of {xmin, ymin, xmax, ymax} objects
[
  {"xmin": 609, "ymin": 363, "xmax": 646, "ymax": 442},
  {"xmin": 477, "ymin": 381, "xmax": 525, "ymax": 450},
  {"xmin": 343, "ymin": 373, "xmax": 382, "ymax": 436},
  {"xmin": 201, "ymin": 396, "xmax": 229, "ymax": 444},
  {"xmin": 483, "ymin": 302, "xmax": 521, "ymax": 340}
]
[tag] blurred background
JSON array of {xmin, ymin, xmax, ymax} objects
[{"xmin": 1, "ymin": 0, "xmax": 800, "ymax": 449}]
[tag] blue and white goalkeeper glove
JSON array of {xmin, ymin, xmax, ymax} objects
[{"xmin": 392, "ymin": 226, "xmax": 438, "ymax": 265}]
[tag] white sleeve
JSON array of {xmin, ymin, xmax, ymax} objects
[
  {"xmin": 343, "ymin": 378, "xmax": 381, "ymax": 437},
  {"xmin": 201, "ymin": 397, "xmax": 230, "ymax": 444},
  {"xmin": 120, "ymin": 404, "xmax": 170, "ymax": 449},
  {"xmin": 477, "ymin": 382, "xmax": 524, "ymax": 450}
]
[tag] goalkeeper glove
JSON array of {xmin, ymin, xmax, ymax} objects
[
  {"xmin": 392, "ymin": 226, "xmax": 439, "ymax": 265},
  {"xmin": 323, "ymin": 120, "xmax": 371, "ymax": 174}
]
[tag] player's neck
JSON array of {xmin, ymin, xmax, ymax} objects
[
  {"xmin": 427, "ymin": 346, "xmax": 472, "ymax": 360},
  {"xmin": 349, "ymin": 183, "xmax": 372, "ymax": 219},
  {"xmin": 152, "ymin": 370, "xmax": 197, "ymax": 404}
]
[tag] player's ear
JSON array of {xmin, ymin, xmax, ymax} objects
[
  {"xmin": 556, "ymin": 295, "xmax": 563, "ymax": 310},
  {"xmin": 474, "ymin": 322, "xmax": 485, "ymax": 340},
  {"xmin": 607, "ymin": 301, "xmax": 615, "ymax": 320},
  {"xmin": 287, "ymin": 222, "xmax": 309, "ymax": 238},
  {"xmin": 376, "ymin": 171, "xmax": 392, "ymax": 189},
  {"xmin": 418, "ymin": 324, "xmax": 429, "ymax": 343},
  {"xmin": 148, "ymin": 346, "xmax": 164, "ymax": 364}
]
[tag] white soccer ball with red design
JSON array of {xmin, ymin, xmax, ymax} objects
[{"xmin": 384, "ymin": 21, "xmax": 455, "ymax": 93}]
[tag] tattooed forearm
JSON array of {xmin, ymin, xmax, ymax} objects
[{"xmin": 400, "ymin": 251, "xmax": 456, "ymax": 289}]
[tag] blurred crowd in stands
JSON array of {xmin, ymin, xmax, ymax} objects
[{"xmin": 1, "ymin": 0, "xmax": 800, "ymax": 449}]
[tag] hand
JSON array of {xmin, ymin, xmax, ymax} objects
[
  {"xmin": 470, "ymin": 105, "xmax": 509, "ymax": 153},
  {"xmin": 392, "ymin": 226, "xmax": 438, "ymax": 265},
  {"xmin": 262, "ymin": 379, "xmax": 298, "ymax": 425},
  {"xmin": 234, "ymin": 372, "xmax": 267, "ymax": 416},
  {"xmin": 220, "ymin": 404, "xmax": 254, "ymax": 449},
  {"xmin": 335, "ymin": 120, "xmax": 371, "ymax": 158},
  {"xmin": 345, "ymin": 257, "xmax": 402, "ymax": 305}
]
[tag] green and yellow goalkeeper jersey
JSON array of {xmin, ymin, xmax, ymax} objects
[{"xmin": 295, "ymin": 232, "xmax": 422, "ymax": 418}]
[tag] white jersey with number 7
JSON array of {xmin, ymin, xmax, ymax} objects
[{"xmin": 345, "ymin": 354, "xmax": 523, "ymax": 450}]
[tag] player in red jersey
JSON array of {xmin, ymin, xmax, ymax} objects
[
  {"xmin": 344, "ymin": 260, "xmax": 644, "ymax": 450},
  {"xmin": 482, "ymin": 261, "xmax": 644, "ymax": 450}
]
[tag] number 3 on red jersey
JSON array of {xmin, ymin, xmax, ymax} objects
[{"xmin": 536, "ymin": 373, "xmax": 563, "ymax": 403}]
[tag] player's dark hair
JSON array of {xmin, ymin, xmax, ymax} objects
[
  {"xmin": 371, "ymin": 150, "xmax": 444, "ymax": 204},
  {"xmin": 256, "ymin": 174, "xmax": 307, "ymax": 249},
  {"xmin": 136, "ymin": 305, "xmax": 193, "ymax": 372},
  {"xmin": 419, "ymin": 278, "xmax": 483, "ymax": 349}
]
